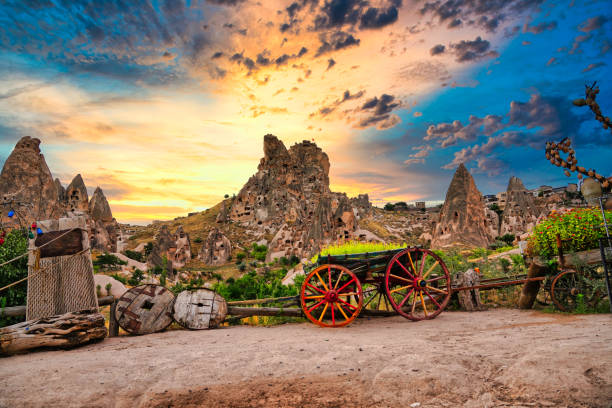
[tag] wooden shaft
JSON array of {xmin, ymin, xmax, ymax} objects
[
  {"xmin": 1, "ymin": 296, "xmax": 114, "ymax": 318},
  {"xmin": 227, "ymin": 306, "xmax": 397, "ymax": 318}
]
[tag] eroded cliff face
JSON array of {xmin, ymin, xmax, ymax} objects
[
  {"xmin": 499, "ymin": 176, "xmax": 541, "ymax": 237},
  {"xmin": 0, "ymin": 137, "xmax": 64, "ymax": 221},
  {"xmin": 0, "ymin": 137, "xmax": 119, "ymax": 252},
  {"xmin": 228, "ymin": 134, "xmax": 366, "ymax": 259},
  {"xmin": 431, "ymin": 164, "xmax": 493, "ymax": 249}
]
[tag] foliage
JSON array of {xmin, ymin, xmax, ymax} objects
[
  {"xmin": 93, "ymin": 253, "xmax": 127, "ymax": 270},
  {"xmin": 170, "ymin": 276, "xmax": 205, "ymax": 294},
  {"xmin": 105, "ymin": 282, "xmax": 112, "ymax": 296},
  {"xmin": 528, "ymin": 208, "xmax": 612, "ymax": 258},
  {"xmin": 237, "ymin": 262, "xmax": 246, "ymax": 272},
  {"xmin": 110, "ymin": 273, "xmax": 127, "ymax": 285},
  {"xmin": 123, "ymin": 250, "xmax": 143, "ymax": 262},
  {"xmin": 499, "ymin": 258, "xmax": 510, "ymax": 274},
  {"xmin": 144, "ymin": 242, "xmax": 154, "ymax": 257},
  {"xmin": 160, "ymin": 256, "xmax": 168, "ymax": 287},
  {"xmin": 128, "ymin": 269, "xmax": 145, "ymax": 286},
  {"xmin": 311, "ymin": 240, "xmax": 406, "ymax": 263},
  {"xmin": 383, "ymin": 203, "xmax": 395, "ymax": 211},
  {"xmin": 0, "ymin": 230, "xmax": 28, "ymax": 326},
  {"xmin": 251, "ymin": 243, "xmax": 268, "ymax": 262},
  {"xmin": 488, "ymin": 203, "xmax": 503, "ymax": 218},
  {"xmin": 498, "ymin": 234, "xmax": 515, "ymax": 246},
  {"xmin": 193, "ymin": 237, "xmax": 203, "ymax": 244},
  {"xmin": 235, "ymin": 252, "xmax": 246, "ymax": 263},
  {"xmin": 213, "ymin": 268, "xmax": 300, "ymax": 302}
]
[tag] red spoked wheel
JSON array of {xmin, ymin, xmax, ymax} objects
[
  {"xmin": 384, "ymin": 248, "xmax": 451, "ymax": 321},
  {"xmin": 301, "ymin": 264, "xmax": 363, "ymax": 327}
]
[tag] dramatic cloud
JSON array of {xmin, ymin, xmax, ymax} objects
[
  {"xmin": 315, "ymin": 31, "xmax": 361, "ymax": 56},
  {"xmin": 419, "ymin": 0, "xmax": 545, "ymax": 33},
  {"xmin": 439, "ymin": 93, "xmax": 607, "ymax": 173},
  {"xmin": 578, "ymin": 16, "xmax": 608, "ymax": 32},
  {"xmin": 582, "ymin": 62, "xmax": 605, "ymax": 72},
  {"xmin": 310, "ymin": 89, "xmax": 365, "ymax": 118},
  {"xmin": 430, "ymin": 44, "xmax": 446, "ymax": 55},
  {"xmin": 523, "ymin": 20, "xmax": 557, "ymax": 34},
  {"xmin": 356, "ymin": 94, "xmax": 402, "ymax": 129},
  {"xmin": 449, "ymin": 36, "xmax": 498, "ymax": 62},
  {"xmin": 404, "ymin": 144, "xmax": 432, "ymax": 166},
  {"xmin": 313, "ymin": 0, "xmax": 402, "ymax": 31}
]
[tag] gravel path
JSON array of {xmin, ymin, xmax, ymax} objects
[{"xmin": 1, "ymin": 309, "xmax": 611, "ymax": 407}]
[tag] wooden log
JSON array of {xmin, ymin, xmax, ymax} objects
[
  {"xmin": 228, "ymin": 306, "xmax": 303, "ymax": 317},
  {"xmin": 173, "ymin": 289, "xmax": 227, "ymax": 330},
  {"xmin": 519, "ymin": 262, "xmax": 548, "ymax": 309},
  {"xmin": 34, "ymin": 229, "xmax": 83, "ymax": 258},
  {"xmin": 108, "ymin": 300, "xmax": 119, "ymax": 338},
  {"xmin": 0, "ymin": 309, "xmax": 107, "ymax": 356},
  {"xmin": 1, "ymin": 296, "xmax": 115, "ymax": 318},
  {"xmin": 115, "ymin": 284, "xmax": 175, "ymax": 335},
  {"xmin": 226, "ymin": 307, "xmax": 396, "ymax": 318}
]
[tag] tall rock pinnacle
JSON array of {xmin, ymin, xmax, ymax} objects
[{"xmin": 431, "ymin": 164, "xmax": 493, "ymax": 249}]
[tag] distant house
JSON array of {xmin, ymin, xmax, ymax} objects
[
  {"xmin": 496, "ymin": 192, "xmax": 507, "ymax": 208},
  {"xmin": 484, "ymin": 194, "xmax": 498, "ymax": 204},
  {"xmin": 415, "ymin": 201, "xmax": 426, "ymax": 209},
  {"xmin": 566, "ymin": 183, "xmax": 578, "ymax": 193}
]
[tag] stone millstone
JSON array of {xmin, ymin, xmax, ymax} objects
[
  {"xmin": 115, "ymin": 284, "xmax": 175, "ymax": 335},
  {"xmin": 173, "ymin": 289, "xmax": 227, "ymax": 330}
]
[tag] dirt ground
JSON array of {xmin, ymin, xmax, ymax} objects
[{"xmin": 1, "ymin": 309, "xmax": 611, "ymax": 408}]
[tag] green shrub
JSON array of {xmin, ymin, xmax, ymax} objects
[
  {"xmin": 528, "ymin": 208, "xmax": 612, "ymax": 258},
  {"xmin": 93, "ymin": 253, "xmax": 127, "ymax": 270},
  {"xmin": 144, "ymin": 242, "xmax": 154, "ymax": 257},
  {"xmin": 251, "ymin": 243, "xmax": 267, "ymax": 262},
  {"xmin": 0, "ymin": 229, "xmax": 28, "ymax": 326},
  {"xmin": 499, "ymin": 258, "xmax": 510, "ymax": 274},
  {"xmin": 213, "ymin": 268, "xmax": 299, "ymax": 302},
  {"xmin": 238, "ymin": 262, "xmax": 246, "ymax": 272},
  {"xmin": 194, "ymin": 237, "xmax": 203, "ymax": 243},
  {"xmin": 124, "ymin": 250, "xmax": 143, "ymax": 262},
  {"xmin": 110, "ymin": 273, "xmax": 127, "ymax": 285},
  {"xmin": 128, "ymin": 269, "xmax": 145, "ymax": 286},
  {"xmin": 384, "ymin": 203, "xmax": 395, "ymax": 211},
  {"xmin": 235, "ymin": 252, "xmax": 246, "ymax": 263}
]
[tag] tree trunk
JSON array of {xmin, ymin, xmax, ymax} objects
[
  {"xmin": 519, "ymin": 262, "xmax": 548, "ymax": 309},
  {"xmin": 0, "ymin": 309, "xmax": 106, "ymax": 356}
]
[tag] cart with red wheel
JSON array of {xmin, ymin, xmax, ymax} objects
[{"xmin": 300, "ymin": 247, "xmax": 452, "ymax": 327}]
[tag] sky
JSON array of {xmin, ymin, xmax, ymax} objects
[{"xmin": 0, "ymin": 0, "xmax": 610, "ymax": 224}]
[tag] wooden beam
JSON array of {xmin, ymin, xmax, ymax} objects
[
  {"xmin": 1, "ymin": 296, "xmax": 114, "ymax": 318},
  {"xmin": 34, "ymin": 229, "xmax": 83, "ymax": 258}
]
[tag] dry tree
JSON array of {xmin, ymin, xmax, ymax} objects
[{"xmin": 545, "ymin": 83, "xmax": 611, "ymax": 190}]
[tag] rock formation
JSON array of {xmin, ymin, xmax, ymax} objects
[
  {"xmin": 172, "ymin": 225, "xmax": 192, "ymax": 269},
  {"xmin": 499, "ymin": 176, "xmax": 541, "ymax": 237},
  {"xmin": 0, "ymin": 137, "xmax": 120, "ymax": 252},
  {"xmin": 54, "ymin": 178, "xmax": 65, "ymax": 202},
  {"xmin": 199, "ymin": 228, "xmax": 232, "ymax": 266},
  {"xmin": 0, "ymin": 137, "xmax": 63, "ymax": 221},
  {"xmin": 350, "ymin": 194, "xmax": 372, "ymax": 215},
  {"xmin": 228, "ymin": 134, "xmax": 367, "ymax": 259},
  {"xmin": 87, "ymin": 187, "xmax": 119, "ymax": 252},
  {"xmin": 431, "ymin": 164, "xmax": 492, "ymax": 249},
  {"xmin": 65, "ymin": 174, "xmax": 89, "ymax": 213}
]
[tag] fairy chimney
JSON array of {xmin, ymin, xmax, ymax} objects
[
  {"xmin": 499, "ymin": 176, "xmax": 541, "ymax": 237},
  {"xmin": 0, "ymin": 137, "xmax": 64, "ymax": 221},
  {"xmin": 65, "ymin": 174, "xmax": 89, "ymax": 212},
  {"xmin": 431, "ymin": 164, "xmax": 492, "ymax": 249}
]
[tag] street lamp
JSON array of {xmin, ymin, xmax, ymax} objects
[{"xmin": 581, "ymin": 177, "xmax": 612, "ymax": 312}]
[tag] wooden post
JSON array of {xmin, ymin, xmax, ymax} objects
[
  {"xmin": 519, "ymin": 260, "xmax": 548, "ymax": 309},
  {"xmin": 108, "ymin": 299, "xmax": 119, "ymax": 337}
]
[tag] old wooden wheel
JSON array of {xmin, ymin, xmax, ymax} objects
[
  {"xmin": 115, "ymin": 284, "xmax": 175, "ymax": 335},
  {"xmin": 384, "ymin": 248, "xmax": 451, "ymax": 321},
  {"xmin": 301, "ymin": 264, "xmax": 363, "ymax": 327},
  {"xmin": 551, "ymin": 270, "xmax": 599, "ymax": 312},
  {"xmin": 173, "ymin": 288, "xmax": 228, "ymax": 330}
]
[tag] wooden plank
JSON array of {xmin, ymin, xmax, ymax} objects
[
  {"xmin": 1, "ymin": 296, "xmax": 115, "ymax": 318},
  {"xmin": 115, "ymin": 284, "xmax": 175, "ymax": 335},
  {"xmin": 34, "ymin": 229, "xmax": 83, "ymax": 258},
  {"xmin": 108, "ymin": 300, "xmax": 119, "ymax": 337},
  {"xmin": 173, "ymin": 289, "xmax": 227, "ymax": 330},
  {"xmin": 0, "ymin": 309, "xmax": 107, "ymax": 356}
]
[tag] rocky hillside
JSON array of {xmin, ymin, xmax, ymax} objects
[{"xmin": 0, "ymin": 137, "xmax": 119, "ymax": 252}]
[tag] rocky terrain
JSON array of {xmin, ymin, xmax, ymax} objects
[
  {"xmin": 1, "ymin": 310, "xmax": 610, "ymax": 408},
  {"xmin": 0, "ymin": 137, "xmax": 119, "ymax": 252}
]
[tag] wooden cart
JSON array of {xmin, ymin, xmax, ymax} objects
[{"xmin": 300, "ymin": 245, "xmax": 608, "ymax": 327}]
